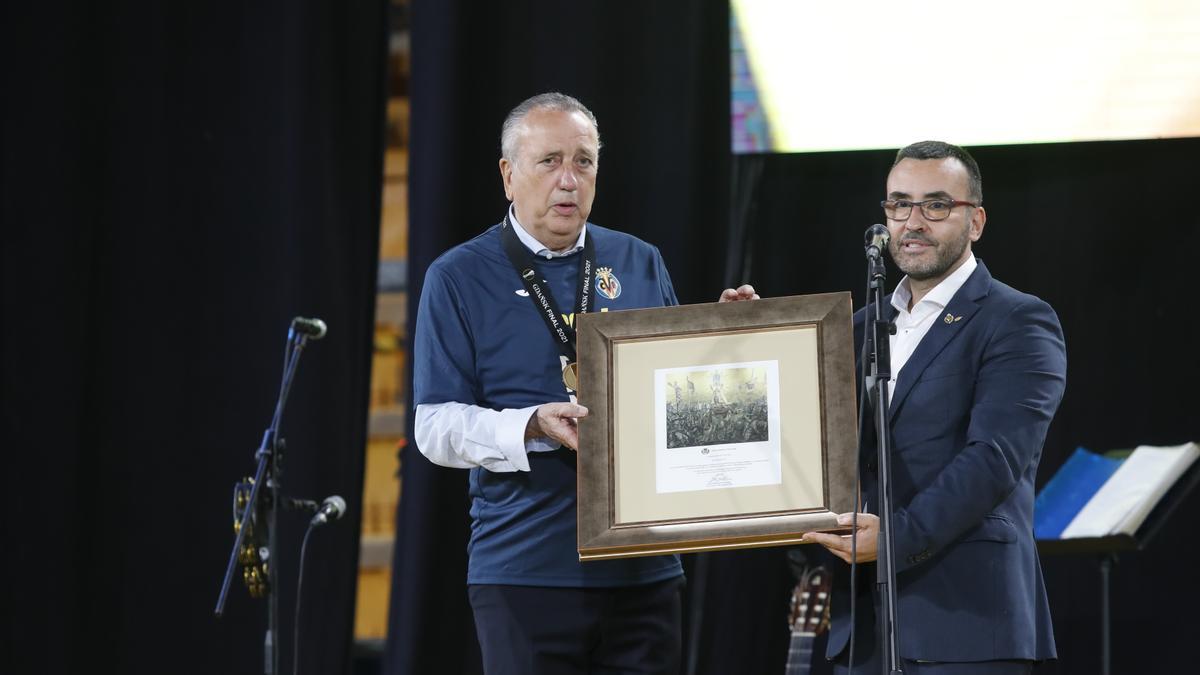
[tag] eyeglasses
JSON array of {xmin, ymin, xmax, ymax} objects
[{"xmin": 881, "ymin": 198, "xmax": 979, "ymax": 222}]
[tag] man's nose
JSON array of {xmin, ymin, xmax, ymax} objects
[
  {"xmin": 904, "ymin": 209, "xmax": 928, "ymax": 230},
  {"xmin": 556, "ymin": 166, "xmax": 578, "ymax": 190}
]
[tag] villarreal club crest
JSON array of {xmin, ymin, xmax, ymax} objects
[{"xmin": 595, "ymin": 266, "xmax": 621, "ymax": 300}]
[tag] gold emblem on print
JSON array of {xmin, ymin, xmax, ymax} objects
[
  {"xmin": 595, "ymin": 267, "xmax": 622, "ymax": 300},
  {"xmin": 943, "ymin": 313, "xmax": 963, "ymax": 324},
  {"xmin": 562, "ymin": 362, "xmax": 579, "ymax": 391}
]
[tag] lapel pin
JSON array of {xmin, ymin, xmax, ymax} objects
[{"xmin": 943, "ymin": 313, "xmax": 963, "ymax": 324}]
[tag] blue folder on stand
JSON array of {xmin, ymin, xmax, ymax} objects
[{"xmin": 1033, "ymin": 447, "xmax": 1123, "ymax": 539}]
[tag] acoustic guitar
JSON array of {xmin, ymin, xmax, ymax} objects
[{"xmin": 784, "ymin": 564, "xmax": 832, "ymax": 675}]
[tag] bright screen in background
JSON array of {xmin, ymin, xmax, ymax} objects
[{"xmin": 731, "ymin": 0, "xmax": 1200, "ymax": 153}]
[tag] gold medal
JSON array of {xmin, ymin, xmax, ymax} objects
[{"xmin": 562, "ymin": 362, "xmax": 579, "ymax": 391}]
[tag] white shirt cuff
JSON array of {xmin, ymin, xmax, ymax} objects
[{"xmin": 494, "ymin": 404, "xmax": 562, "ymax": 471}]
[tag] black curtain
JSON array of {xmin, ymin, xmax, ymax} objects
[{"xmin": 3, "ymin": 3, "xmax": 386, "ymax": 674}]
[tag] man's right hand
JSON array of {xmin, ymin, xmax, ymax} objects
[
  {"xmin": 718, "ymin": 284, "xmax": 759, "ymax": 302},
  {"xmin": 525, "ymin": 402, "xmax": 590, "ymax": 451}
]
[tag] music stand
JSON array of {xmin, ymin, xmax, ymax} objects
[{"xmin": 1036, "ymin": 454, "xmax": 1200, "ymax": 675}]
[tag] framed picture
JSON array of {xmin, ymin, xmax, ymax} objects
[{"xmin": 575, "ymin": 292, "xmax": 858, "ymax": 560}]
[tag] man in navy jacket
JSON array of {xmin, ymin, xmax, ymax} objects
[
  {"xmin": 414, "ymin": 92, "xmax": 757, "ymax": 675},
  {"xmin": 805, "ymin": 141, "xmax": 1066, "ymax": 674}
]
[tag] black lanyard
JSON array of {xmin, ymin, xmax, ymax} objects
[{"xmin": 499, "ymin": 213, "xmax": 594, "ymax": 380}]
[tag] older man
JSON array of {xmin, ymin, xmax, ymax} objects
[
  {"xmin": 804, "ymin": 141, "xmax": 1066, "ymax": 674},
  {"xmin": 413, "ymin": 92, "xmax": 755, "ymax": 675}
]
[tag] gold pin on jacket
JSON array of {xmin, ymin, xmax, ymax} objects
[{"xmin": 943, "ymin": 313, "xmax": 963, "ymax": 324}]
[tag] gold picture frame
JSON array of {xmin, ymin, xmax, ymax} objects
[{"xmin": 575, "ymin": 292, "xmax": 858, "ymax": 560}]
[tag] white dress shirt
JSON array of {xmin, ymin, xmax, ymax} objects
[
  {"xmin": 887, "ymin": 254, "xmax": 977, "ymax": 404},
  {"xmin": 414, "ymin": 206, "xmax": 587, "ymax": 472}
]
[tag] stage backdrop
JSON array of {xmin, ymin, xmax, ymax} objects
[
  {"xmin": 390, "ymin": 2, "xmax": 1199, "ymax": 675},
  {"xmin": 3, "ymin": 2, "xmax": 387, "ymax": 674}
]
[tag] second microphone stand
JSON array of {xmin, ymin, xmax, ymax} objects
[
  {"xmin": 864, "ymin": 244, "xmax": 903, "ymax": 675},
  {"xmin": 215, "ymin": 322, "xmax": 316, "ymax": 675}
]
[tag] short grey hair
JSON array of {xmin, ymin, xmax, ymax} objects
[{"xmin": 500, "ymin": 92, "xmax": 601, "ymax": 162}]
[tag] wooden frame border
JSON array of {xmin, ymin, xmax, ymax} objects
[{"xmin": 576, "ymin": 292, "xmax": 858, "ymax": 560}]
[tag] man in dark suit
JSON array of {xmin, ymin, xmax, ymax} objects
[{"xmin": 804, "ymin": 141, "xmax": 1067, "ymax": 674}]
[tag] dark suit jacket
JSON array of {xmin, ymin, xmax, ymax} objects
[{"xmin": 826, "ymin": 260, "xmax": 1066, "ymax": 663}]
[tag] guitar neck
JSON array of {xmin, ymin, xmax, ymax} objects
[{"xmin": 784, "ymin": 632, "xmax": 815, "ymax": 675}]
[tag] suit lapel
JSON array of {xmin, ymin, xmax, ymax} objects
[{"xmin": 887, "ymin": 262, "xmax": 993, "ymax": 422}]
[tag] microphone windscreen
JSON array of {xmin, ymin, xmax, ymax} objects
[
  {"xmin": 864, "ymin": 224, "xmax": 889, "ymax": 248},
  {"xmin": 325, "ymin": 495, "xmax": 346, "ymax": 520}
]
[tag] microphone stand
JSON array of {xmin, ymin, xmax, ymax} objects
[
  {"xmin": 864, "ymin": 244, "xmax": 903, "ymax": 675},
  {"xmin": 215, "ymin": 323, "xmax": 315, "ymax": 675}
]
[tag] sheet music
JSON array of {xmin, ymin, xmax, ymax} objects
[{"xmin": 1060, "ymin": 442, "xmax": 1199, "ymax": 538}]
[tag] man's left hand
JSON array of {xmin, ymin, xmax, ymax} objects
[
  {"xmin": 718, "ymin": 284, "xmax": 759, "ymax": 302},
  {"xmin": 526, "ymin": 402, "xmax": 589, "ymax": 451},
  {"xmin": 802, "ymin": 512, "xmax": 879, "ymax": 564}
]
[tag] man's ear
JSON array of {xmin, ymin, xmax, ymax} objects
[
  {"xmin": 969, "ymin": 205, "xmax": 987, "ymax": 242},
  {"xmin": 499, "ymin": 157, "xmax": 514, "ymax": 201}
]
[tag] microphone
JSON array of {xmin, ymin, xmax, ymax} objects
[
  {"xmin": 291, "ymin": 316, "xmax": 327, "ymax": 340},
  {"xmin": 309, "ymin": 495, "xmax": 346, "ymax": 527},
  {"xmin": 864, "ymin": 224, "xmax": 889, "ymax": 260}
]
